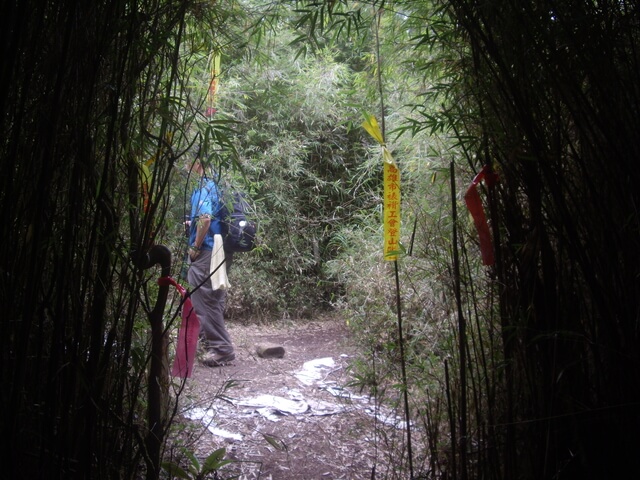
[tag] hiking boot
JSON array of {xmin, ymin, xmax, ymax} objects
[{"xmin": 201, "ymin": 351, "xmax": 236, "ymax": 367}]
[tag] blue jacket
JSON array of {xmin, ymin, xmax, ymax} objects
[{"xmin": 188, "ymin": 177, "xmax": 222, "ymax": 251}]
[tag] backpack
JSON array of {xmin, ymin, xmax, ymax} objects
[{"xmin": 217, "ymin": 187, "xmax": 257, "ymax": 253}]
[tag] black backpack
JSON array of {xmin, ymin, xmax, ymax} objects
[{"xmin": 217, "ymin": 187, "xmax": 257, "ymax": 253}]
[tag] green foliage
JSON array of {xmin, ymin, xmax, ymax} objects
[
  {"xmin": 282, "ymin": 2, "xmax": 513, "ymax": 478},
  {"xmin": 0, "ymin": 0, "xmax": 253, "ymax": 477},
  {"xmin": 163, "ymin": 447, "xmax": 232, "ymax": 480},
  {"xmin": 204, "ymin": 1, "xmax": 466, "ymax": 324},
  {"xmin": 207, "ymin": 30, "xmax": 383, "ymax": 317}
]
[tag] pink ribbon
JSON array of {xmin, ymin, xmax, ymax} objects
[
  {"xmin": 158, "ymin": 277, "xmax": 200, "ymax": 378},
  {"xmin": 464, "ymin": 166, "xmax": 498, "ymax": 266}
]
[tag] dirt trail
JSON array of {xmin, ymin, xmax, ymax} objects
[{"xmin": 171, "ymin": 317, "xmax": 409, "ymax": 480}]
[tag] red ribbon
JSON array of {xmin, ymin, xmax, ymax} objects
[
  {"xmin": 464, "ymin": 166, "xmax": 498, "ymax": 266},
  {"xmin": 158, "ymin": 276, "xmax": 200, "ymax": 378}
]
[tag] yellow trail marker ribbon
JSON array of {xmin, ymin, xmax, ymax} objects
[
  {"xmin": 362, "ymin": 113, "xmax": 401, "ymax": 261},
  {"xmin": 206, "ymin": 53, "xmax": 221, "ymax": 117}
]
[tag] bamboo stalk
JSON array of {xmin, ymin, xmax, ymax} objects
[{"xmin": 450, "ymin": 161, "xmax": 468, "ymax": 480}]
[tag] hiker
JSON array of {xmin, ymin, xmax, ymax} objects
[{"xmin": 185, "ymin": 155, "xmax": 235, "ymax": 367}]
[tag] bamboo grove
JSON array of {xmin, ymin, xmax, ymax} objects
[
  {"xmin": 1, "ymin": 0, "xmax": 639, "ymax": 479},
  {"xmin": 441, "ymin": 1, "xmax": 640, "ymax": 478},
  {"xmin": 0, "ymin": 1, "xmax": 233, "ymax": 477}
]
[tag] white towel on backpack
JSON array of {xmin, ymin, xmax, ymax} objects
[{"xmin": 210, "ymin": 234, "xmax": 230, "ymax": 290}]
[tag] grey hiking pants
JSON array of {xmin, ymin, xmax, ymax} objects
[{"xmin": 187, "ymin": 249, "xmax": 234, "ymax": 355}]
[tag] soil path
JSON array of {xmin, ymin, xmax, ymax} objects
[{"xmin": 171, "ymin": 317, "xmax": 407, "ymax": 480}]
